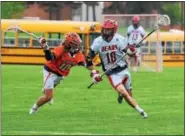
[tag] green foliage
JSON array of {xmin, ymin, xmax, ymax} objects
[
  {"xmin": 162, "ymin": 2, "xmax": 182, "ymax": 25},
  {"xmin": 1, "ymin": 2, "xmax": 25, "ymax": 19},
  {"xmin": 2, "ymin": 65, "xmax": 184, "ymax": 135}
]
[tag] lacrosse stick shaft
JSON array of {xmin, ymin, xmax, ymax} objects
[
  {"xmin": 15, "ymin": 26, "xmax": 49, "ymax": 48},
  {"xmin": 136, "ymin": 29, "xmax": 157, "ymax": 48},
  {"xmin": 17, "ymin": 27, "xmax": 39, "ymax": 39}
]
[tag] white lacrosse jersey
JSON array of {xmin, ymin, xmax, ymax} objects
[
  {"xmin": 91, "ymin": 34, "xmax": 128, "ymax": 71},
  {"xmin": 127, "ymin": 25, "xmax": 145, "ymax": 45}
]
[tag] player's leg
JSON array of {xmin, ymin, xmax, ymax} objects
[
  {"xmin": 108, "ymin": 71, "xmax": 147, "ymax": 118},
  {"xmin": 29, "ymin": 69, "xmax": 59, "ymax": 114},
  {"xmin": 116, "ymin": 72, "xmax": 132, "ymax": 104},
  {"xmin": 133, "ymin": 55, "xmax": 138, "ymax": 72},
  {"xmin": 137, "ymin": 53, "xmax": 142, "ymax": 67},
  {"xmin": 117, "ymin": 76, "xmax": 132, "ymax": 104},
  {"xmin": 116, "ymin": 84, "xmax": 147, "ymax": 118},
  {"xmin": 41, "ymin": 87, "xmax": 53, "ymax": 105},
  {"xmin": 48, "ymin": 76, "xmax": 64, "ymax": 105},
  {"xmin": 29, "ymin": 88, "xmax": 54, "ymax": 114},
  {"xmin": 109, "ymin": 74, "xmax": 132, "ymax": 104}
]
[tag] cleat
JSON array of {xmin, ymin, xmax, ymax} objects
[
  {"xmin": 48, "ymin": 98, "xmax": 54, "ymax": 105},
  {"xmin": 117, "ymin": 94, "xmax": 124, "ymax": 104},
  {"xmin": 140, "ymin": 111, "xmax": 148, "ymax": 119},
  {"xmin": 29, "ymin": 108, "xmax": 37, "ymax": 114}
]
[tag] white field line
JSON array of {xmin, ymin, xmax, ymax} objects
[{"xmin": 2, "ymin": 130, "xmax": 115, "ymax": 135}]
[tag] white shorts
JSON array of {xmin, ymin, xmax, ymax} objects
[
  {"xmin": 43, "ymin": 69, "xmax": 64, "ymax": 89},
  {"xmin": 108, "ymin": 68, "xmax": 132, "ymax": 91}
]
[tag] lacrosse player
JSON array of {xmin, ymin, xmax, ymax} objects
[
  {"xmin": 86, "ymin": 19, "xmax": 147, "ymax": 118},
  {"xmin": 127, "ymin": 15, "xmax": 146, "ymax": 72},
  {"xmin": 29, "ymin": 32, "xmax": 86, "ymax": 114}
]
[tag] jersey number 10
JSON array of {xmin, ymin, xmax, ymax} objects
[
  {"xmin": 106, "ymin": 52, "xmax": 116, "ymax": 63},
  {"xmin": 59, "ymin": 63, "xmax": 73, "ymax": 71}
]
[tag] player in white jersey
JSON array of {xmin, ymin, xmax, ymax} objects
[
  {"xmin": 127, "ymin": 15, "xmax": 146, "ymax": 72},
  {"xmin": 86, "ymin": 19, "xmax": 147, "ymax": 118}
]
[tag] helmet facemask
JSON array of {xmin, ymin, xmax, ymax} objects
[
  {"xmin": 68, "ymin": 42, "xmax": 81, "ymax": 54},
  {"xmin": 133, "ymin": 21, "xmax": 140, "ymax": 29},
  {"xmin": 101, "ymin": 28, "xmax": 114, "ymax": 42}
]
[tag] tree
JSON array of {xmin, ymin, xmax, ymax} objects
[
  {"xmin": 162, "ymin": 2, "xmax": 181, "ymax": 25},
  {"xmin": 1, "ymin": 2, "xmax": 25, "ymax": 19}
]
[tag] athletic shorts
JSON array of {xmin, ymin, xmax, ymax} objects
[
  {"xmin": 43, "ymin": 68, "xmax": 64, "ymax": 89},
  {"xmin": 108, "ymin": 68, "xmax": 132, "ymax": 91}
]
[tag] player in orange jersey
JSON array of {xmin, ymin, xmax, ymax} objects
[{"xmin": 29, "ymin": 32, "xmax": 98, "ymax": 114}]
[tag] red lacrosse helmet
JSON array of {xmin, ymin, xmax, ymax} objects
[
  {"xmin": 101, "ymin": 19, "xmax": 118, "ymax": 42},
  {"xmin": 63, "ymin": 32, "xmax": 82, "ymax": 54},
  {"xmin": 132, "ymin": 15, "xmax": 140, "ymax": 28}
]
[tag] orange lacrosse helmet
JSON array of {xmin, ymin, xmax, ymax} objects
[{"xmin": 63, "ymin": 32, "xmax": 82, "ymax": 53}]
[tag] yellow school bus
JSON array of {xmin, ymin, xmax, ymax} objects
[
  {"xmin": 1, "ymin": 19, "xmax": 184, "ymax": 67},
  {"xmin": 1, "ymin": 19, "xmax": 101, "ymax": 64},
  {"xmin": 143, "ymin": 31, "xmax": 184, "ymax": 67}
]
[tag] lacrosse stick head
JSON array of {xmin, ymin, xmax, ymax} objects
[
  {"xmin": 155, "ymin": 14, "xmax": 171, "ymax": 29},
  {"xmin": 5, "ymin": 24, "xmax": 21, "ymax": 32}
]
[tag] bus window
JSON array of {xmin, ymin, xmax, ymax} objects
[
  {"xmin": 166, "ymin": 41, "xmax": 173, "ymax": 54},
  {"xmin": 183, "ymin": 41, "xmax": 185, "ymax": 53},
  {"xmin": 47, "ymin": 33, "xmax": 64, "ymax": 47},
  {"xmin": 174, "ymin": 41, "xmax": 181, "ymax": 54},
  {"xmin": 150, "ymin": 42, "xmax": 156, "ymax": 54},
  {"xmin": 18, "ymin": 32, "xmax": 30, "ymax": 47},
  {"xmin": 33, "ymin": 40, "xmax": 41, "ymax": 47},
  {"xmin": 48, "ymin": 33, "xmax": 62, "ymax": 39},
  {"xmin": 141, "ymin": 41, "xmax": 149, "ymax": 53},
  {"xmin": 4, "ymin": 31, "xmax": 16, "ymax": 47},
  {"xmin": 19, "ymin": 38, "xmax": 30, "ymax": 47}
]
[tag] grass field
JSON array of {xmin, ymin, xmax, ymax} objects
[{"xmin": 2, "ymin": 65, "xmax": 184, "ymax": 135}]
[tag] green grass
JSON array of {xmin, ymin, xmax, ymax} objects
[{"xmin": 2, "ymin": 65, "xmax": 184, "ymax": 135}]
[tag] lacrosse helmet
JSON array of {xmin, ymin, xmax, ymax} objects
[
  {"xmin": 63, "ymin": 32, "xmax": 82, "ymax": 54},
  {"xmin": 101, "ymin": 19, "xmax": 118, "ymax": 42},
  {"xmin": 132, "ymin": 15, "xmax": 140, "ymax": 29}
]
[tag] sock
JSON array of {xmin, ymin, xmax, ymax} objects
[
  {"xmin": 135, "ymin": 105, "xmax": 144, "ymax": 113},
  {"xmin": 32, "ymin": 104, "xmax": 38, "ymax": 110}
]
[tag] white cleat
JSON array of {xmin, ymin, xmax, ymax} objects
[
  {"xmin": 29, "ymin": 108, "xmax": 37, "ymax": 114},
  {"xmin": 140, "ymin": 111, "xmax": 148, "ymax": 119},
  {"xmin": 48, "ymin": 98, "xmax": 54, "ymax": 105}
]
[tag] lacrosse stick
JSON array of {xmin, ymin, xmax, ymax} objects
[
  {"xmin": 136, "ymin": 14, "xmax": 170, "ymax": 48},
  {"xmin": 87, "ymin": 14, "xmax": 170, "ymax": 89},
  {"xmin": 5, "ymin": 24, "xmax": 49, "ymax": 48}
]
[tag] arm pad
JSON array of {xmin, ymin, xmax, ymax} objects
[
  {"xmin": 85, "ymin": 49, "xmax": 96, "ymax": 67},
  {"xmin": 43, "ymin": 49, "xmax": 56, "ymax": 61}
]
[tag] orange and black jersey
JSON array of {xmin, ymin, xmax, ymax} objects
[{"xmin": 44, "ymin": 45, "xmax": 85, "ymax": 76}]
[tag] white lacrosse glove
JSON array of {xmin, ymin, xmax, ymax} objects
[
  {"xmin": 126, "ymin": 45, "xmax": 137, "ymax": 56},
  {"xmin": 38, "ymin": 37, "xmax": 49, "ymax": 50},
  {"xmin": 90, "ymin": 70, "xmax": 102, "ymax": 84}
]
